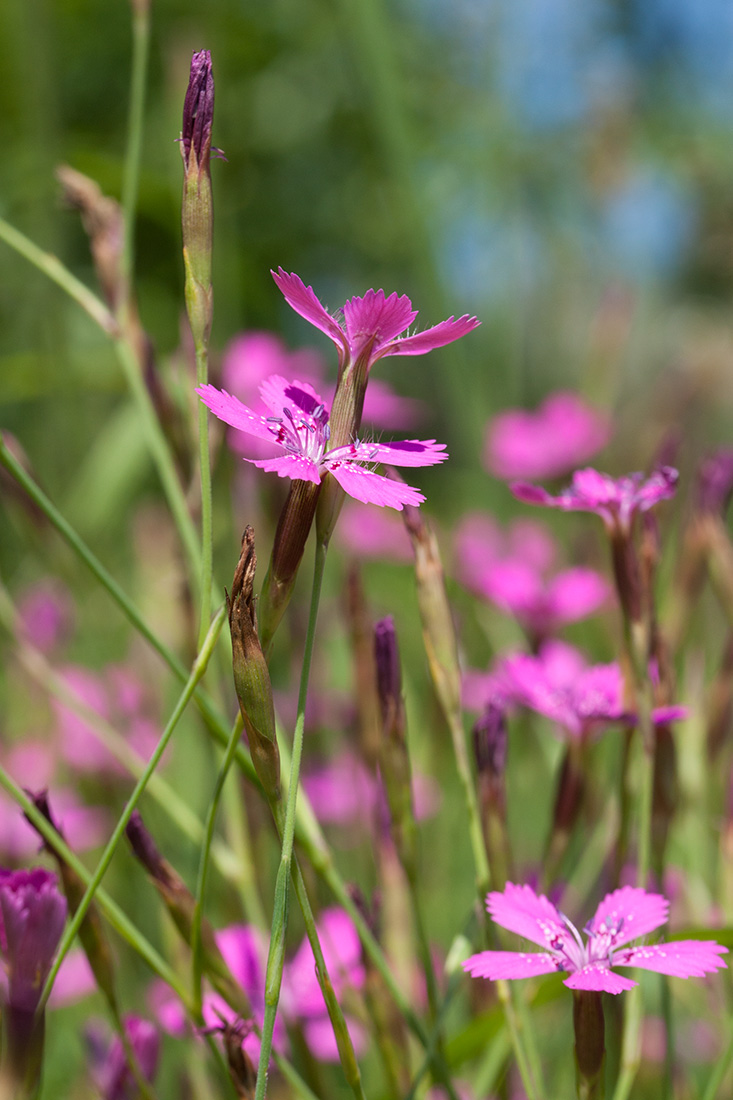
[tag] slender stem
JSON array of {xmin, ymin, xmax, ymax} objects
[
  {"xmin": 196, "ymin": 342, "xmax": 214, "ymax": 648},
  {"xmin": 0, "ymin": 770, "xmax": 190, "ymax": 1006},
  {"xmin": 38, "ymin": 606, "xmax": 226, "ymax": 1011},
  {"xmin": 120, "ymin": 0, "xmax": 151, "ymax": 290},
  {"xmin": 191, "ymin": 712, "xmax": 244, "ymax": 1016},
  {"xmin": 255, "ymin": 538, "xmax": 331, "ymax": 1100},
  {"xmin": 0, "ymin": 216, "xmax": 117, "ymax": 334},
  {"xmin": 0, "ymin": 218, "xmax": 201, "ymax": 586}
]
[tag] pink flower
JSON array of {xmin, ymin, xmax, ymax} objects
[
  {"xmin": 221, "ymin": 333, "xmax": 424, "ymax": 463},
  {"xmin": 87, "ymin": 1015, "xmax": 160, "ymax": 1100},
  {"xmin": 284, "ymin": 907, "xmax": 368, "ymax": 1061},
  {"xmin": 198, "ymin": 375, "xmax": 447, "ymax": 509},
  {"xmin": 455, "ymin": 514, "xmax": 610, "ymax": 637},
  {"xmin": 464, "ymin": 883, "xmax": 728, "ymax": 994},
  {"xmin": 485, "ymin": 392, "xmax": 611, "ymax": 481},
  {"xmin": 272, "ymin": 269, "xmax": 480, "ymax": 373},
  {"xmin": 335, "ymin": 501, "xmax": 414, "ymax": 561},
  {"xmin": 16, "ymin": 581, "xmax": 74, "ymax": 654},
  {"xmin": 464, "ymin": 641, "xmax": 687, "ymax": 740},
  {"xmin": 512, "ymin": 467, "xmax": 679, "ymax": 534}
]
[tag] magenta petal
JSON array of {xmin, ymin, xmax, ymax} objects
[
  {"xmin": 386, "ymin": 315, "xmax": 481, "ymax": 356},
  {"xmin": 342, "ymin": 289, "xmax": 417, "ymax": 356},
  {"xmin": 326, "ymin": 463, "xmax": 425, "ymax": 509},
  {"xmin": 652, "ymin": 705, "xmax": 688, "ymax": 724},
  {"xmin": 197, "ymin": 384, "xmax": 275, "ymax": 443},
  {"xmin": 564, "ymin": 965, "xmax": 637, "ymax": 994},
  {"xmin": 271, "ymin": 269, "xmax": 348, "ymax": 353},
  {"xmin": 258, "ymin": 374, "xmax": 326, "ymax": 419},
  {"xmin": 463, "ymin": 950, "xmax": 558, "ymax": 981},
  {"xmin": 546, "ymin": 568, "xmax": 611, "ymax": 623},
  {"xmin": 486, "ymin": 882, "xmax": 571, "ymax": 951},
  {"xmin": 588, "ymin": 887, "xmax": 669, "ymax": 947},
  {"xmin": 345, "ymin": 439, "xmax": 448, "ymax": 468},
  {"xmin": 510, "ymin": 482, "xmax": 557, "ymax": 507},
  {"xmin": 616, "ymin": 940, "xmax": 728, "ymax": 979},
  {"xmin": 248, "ymin": 454, "xmax": 321, "ymax": 483}
]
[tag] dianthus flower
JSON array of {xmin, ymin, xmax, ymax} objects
[
  {"xmin": 271, "ymin": 269, "xmax": 480, "ymax": 375},
  {"xmin": 485, "ymin": 392, "xmax": 611, "ymax": 481},
  {"xmin": 198, "ymin": 374, "xmax": 447, "ymax": 509},
  {"xmin": 511, "ymin": 467, "xmax": 678, "ymax": 535},
  {"xmin": 464, "ymin": 882, "xmax": 727, "ymax": 994}
]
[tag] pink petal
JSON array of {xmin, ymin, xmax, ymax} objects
[
  {"xmin": 486, "ymin": 882, "xmax": 571, "ymax": 951},
  {"xmin": 271, "ymin": 269, "xmax": 347, "ymax": 354},
  {"xmin": 325, "ymin": 463, "xmax": 425, "ymax": 509},
  {"xmin": 511, "ymin": 482, "xmax": 557, "ymax": 507},
  {"xmin": 258, "ymin": 374, "xmax": 326, "ymax": 420},
  {"xmin": 247, "ymin": 454, "xmax": 321, "ymax": 484},
  {"xmin": 302, "ymin": 1014, "xmax": 370, "ymax": 1062},
  {"xmin": 485, "ymin": 393, "xmax": 611, "ymax": 480},
  {"xmin": 342, "ymin": 290, "xmax": 417, "ymax": 358},
  {"xmin": 615, "ymin": 940, "xmax": 728, "ymax": 979},
  {"xmin": 362, "ymin": 378, "xmax": 425, "ymax": 430},
  {"xmin": 481, "ymin": 561, "xmax": 544, "ymax": 615},
  {"xmin": 546, "ymin": 568, "xmax": 611, "ymax": 623},
  {"xmin": 335, "ymin": 502, "xmax": 414, "ymax": 562},
  {"xmin": 196, "ymin": 384, "xmax": 275, "ymax": 443},
  {"xmin": 338, "ymin": 438, "xmax": 448, "ymax": 468},
  {"xmin": 564, "ymin": 965, "xmax": 637, "ymax": 994},
  {"xmin": 385, "ymin": 315, "xmax": 480, "ymax": 356},
  {"xmin": 588, "ymin": 887, "xmax": 669, "ymax": 947},
  {"xmin": 463, "ymin": 950, "xmax": 559, "ymax": 981}
]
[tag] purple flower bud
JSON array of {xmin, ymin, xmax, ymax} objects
[
  {"xmin": 472, "ymin": 703, "xmax": 507, "ymax": 779},
  {"xmin": 181, "ymin": 50, "xmax": 214, "ymax": 173},
  {"xmin": 88, "ymin": 1015, "xmax": 160, "ymax": 1100},
  {"xmin": 696, "ymin": 449, "xmax": 733, "ymax": 516},
  {"xmin": 374, "ymin": 616, "xmax": 402, "ymax": 727}
]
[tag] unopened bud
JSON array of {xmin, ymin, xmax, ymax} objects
[
  {"xmin": 28, "ymin": 791, "xmax": 118, "ymax": 1010},
  {"xmin": 374, "ymin": 617, "xmax": 416, "ymax": 875},
  {"xmin": 573, "ymin": 990, "xmax": 605, "ymax": 1096},
  {"xmin": 258, "ymin": 481, "xmax": 321, "ymax": 654},
  {"xmin": 402, "ymin": 502, "xmax": 462, "ymax": 720},
  {"xmin": 126, "ymin": 811, "xmax": 251, "ymax": 1018},
  {"xmin": 181, "ymin": 49, "xmax": 215, "ymax": 350},
  {"xmin": 696, "ymin": 449, "xmax": 733, "ymax": 517},
  {"xmin": 472, "ymin": 705, "xmax": 511, "ymax": 889},
  {"xmin": 229, "ymin": 528, "xmax": 281, "ymax": 801}
]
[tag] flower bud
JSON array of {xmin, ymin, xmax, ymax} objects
[
  {"xmin": 573, "ymin": 990, "xmax": 605, "ymax": 1098},
  {"xmin": 181, "ymin": 49, "xmax": 215, "ymax": 350},
  {"xmin": 374, "ymin": 616, "xmax": 417, "ymax": 876},
  {"xmin": 229, "ymin": 527, "xmax": 281, "ymax": 801},
  {"xmin": 258, "ymin": 481, "xmax": 321, "ymax": 654},
  {"xmin": 472, "ymin": 704, "xmax": 511, "ymax": 889},
  {"xmin": 126, "ymin": 811, "xmax": 252, "ymax": 1019},
  {"xmin": 28, "ymin": 790, "xmax": 118, "ymax": 1010}
]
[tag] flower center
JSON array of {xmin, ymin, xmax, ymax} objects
[{"xmin": 266, "ymin": 404, "xmax": 330, "ymax": 463}]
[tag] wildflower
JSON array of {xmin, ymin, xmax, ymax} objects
[
  {"xmin": 463, "ymin": 882, "xmax": 727, "ymax": 993},
  {"xmin": 485, "ymin": 392, "xmax": 611, "ymax": 480},
  {"xmin": 335, "ymin": 502, "xmax": 414, "ymax": 562},
  {"xmin": 465, "ymin": 641, "xmax": 687, "ymax": 741},
  {"xmin": 455, "ymin": 513, "xmax": 610, "ymax": 640},
  {"xmin": 87, "ymin": 1015, "xmax": 160, "ymax": 1100},
  {"xmin": 0, "ymin": 868, "xmax": 67, "ymax": 1094},
  {"xmin": 512, "ymin": 466, "xmax": 678, "ymax": 536},
  {"xmin": 198, "ymin": 374, "xmax": 447, "ymax": 510},
  {"xmin": 271, "ymin": 269, "xmax": 479, "ymax": 377}
]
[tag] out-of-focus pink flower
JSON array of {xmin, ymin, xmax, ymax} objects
[
  {"xmin": 485, "ymin": 392, "xmax": 611, "ymax": 481},
  {"xmin": 302, "ymin": 750, "xmax": 440, "ymax": 833},
  {"xmin": 512, "ymin": 467, "xmax": 679, "ymax": 535},
  {"xmin": 48, "ymin": 948, "xmax": 97, "ymax": 1007},
  {"xmin": 272, "ymin": 269, "xmax": 479, "ymax": 374},
  {"xmin": 284, "ymin": 907, "xmax": 368, "ymax": 1061},
  {"xmin": 87, "ymin": 1015, "xmax": 160, "ymax": 1100},
  {"xmin": 695, "ymin": 448, "xmax": 733, "ymax": 516},
  {"xmin": 464, "ymin": 641, "xmax": 688, "ymax": 739},
  {"xmin": 16, "ymin": 581, "xmax": 74, "ymax": 654},
  {"xmin": 455, "ymin": 514, "xmax": 610, "ymax": 637},
  {"xmin": 0, "ymin": 786, "xmax": 108, "ymax": 863},
  {"xmin": 52, "ymin": 665, "xmax": 160, "ymax": 777},
  {"xmin": 335, "ymin": 501, "xmax": 414, "ymax": 562},
  {"xmin": 464, "ymin": 883, "xmax": 727, "ymax": 994},
  {"xmin": 198, "ymin": 375, "xmax": 447, "ymax": 510}
]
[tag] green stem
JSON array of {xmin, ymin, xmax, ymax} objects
[
  {"xmin": 701, "ymin": 1019, "xmax": 733, "ymax": 1100},
  {"xmin": 191, "ymin": 712, "xmax": 244, "ymax": 1017},
  {"xmin": 196, "ymin": 341, "xmax": 213, "ymax": 649},
  {"xmin": 38, "ymin": 605, "xmax": 225, "ymax": 1011},
  {"xmin": 0, "ymin": 218, "xmax": 201, "ymax": 587},
  {"xmin": 0, "ymin": 770, "xmax": 190, "ymax": 1006},
  {"xmin": 120, "ymin": 0, "xmax": 151, "ymax": 290},
  {"xmin": 255, "ymin": 538, "xmax": 332, "ymax": 1100},
  {"xmin": 0, "ymin": 216, "xmax": 117, "ymax": 334}
]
